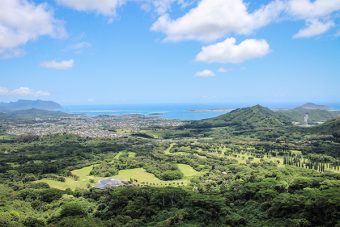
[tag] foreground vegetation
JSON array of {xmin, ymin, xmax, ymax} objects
[{"xmin": 0, "ymin": 106, "xmax": 339, "ymax": 226}]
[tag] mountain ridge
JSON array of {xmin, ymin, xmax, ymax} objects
[{"xmin": 0, "ymin": 99, "xmax": 62, "ymax": 112}]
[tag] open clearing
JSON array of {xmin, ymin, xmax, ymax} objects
[
  {"xmin": 37, "ymin": 162, "xmax": 201, "ymax": 190},
  {"xmin": 37, "ymin": 165, "xmax": 100, "ymax": 190}
]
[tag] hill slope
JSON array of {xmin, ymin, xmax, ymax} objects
[
  {"xmin": 188, "ymin": 105, "xmax": 291, "ymax": 131},
  {"xmin": 309, "ymin": 117, "xmax": 340, "ymax": 135}
]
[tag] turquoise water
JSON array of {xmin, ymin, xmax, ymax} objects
[
  {"xmin": 64, "ymin": 104, "xmax": 233, "ymax": 120},
  {"xmin": 64, "ymin": 103, "xmax": 340, "ymax": 121}
]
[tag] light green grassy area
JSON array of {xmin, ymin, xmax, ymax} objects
[
  {"xmin": 0, "ymin": 134, "xmax": 15, "ymax": 140},
  {"xmin": 114, "ymin": 151, "xmax": 136, "ymax": 160},
  {"xmin": 114, "ymin": 151, "xmax": 124, "ymax": 159},
  {"xmin": 177, "ymin": 164, "xmax": 200, "ymax": 177},
  {"xmin": 115, "ymin": 129, "xmax": 133, "ymax": 136},
  {"xmin": 139, "ymin": 130, "xmax": 160, "ymax": 139},
  {"xmin": 37, "ymin": 165, "xmax": 101, "ymax": 191},
  {"xmin": 164, "ymin": 144, "xmax": 207, "ymax": 159},
  {"xmin": 164, "ymin": 143, "xmax": 175, "ymax": 155},
  {"xmin": 113, "ymin": 164, "xmax": 202, "ymax": 187},
  {"xmin": 290, "ymin": 150, "xmax": 302, "ymax": 156},
  {"xmin": 37, "ymin": 162, "xmax": 202, "ymax": 190}
]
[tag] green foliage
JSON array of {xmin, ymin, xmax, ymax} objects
[
  {"xmin": 60, "ymin": 201, "xmax": 88, "ymax": 217},
  {"xmin": 0, "ymin": 129, "xmax": 339, "ymax": 226}
]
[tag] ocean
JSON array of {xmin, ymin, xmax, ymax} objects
[{"xmin": 63, "ymin": 103, "xmax": 340, "ymax": 121}]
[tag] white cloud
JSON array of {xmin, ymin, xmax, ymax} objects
[
  {"xmin": 287, "ymin": 0, "xmax": 340, "ymax": 38},
  {"xmin": 294, "ymin": 19, "xmax": 335, "ymax": 38},
  {"xmin": 0, "ymin": 0, "xmax": 66, "ymax": 58},
  {"xmin": 57, "ymin": 0, "xmax": 126, "ymax": 17},
  {"xmin": 196, "ymin": 38, "xmax": 270, "ymax": 64},
  {"xmin": 40, "ymin": 59, "xmax": 74, "ymax": 70},
  {"xmin": 151, "ymin": 0, "xmax": 340, "ymax": 41},
  {"xmin": 70, "ymin": 41, "xmax": 91, "ymax": 50},
  {"xmin": 151, "ymin": 0, "xmax": 284, "ymax": 42},
  {"xmin": 0, "ymin": 86, "xmax": 50, "ymax": 97},
  {"xmin": 287, "ymin": 0, "xmax": 340, "ymax": 19},
  {"xmin": 195, "ymin": 69, "xmax": 215, "ymax": 77}
]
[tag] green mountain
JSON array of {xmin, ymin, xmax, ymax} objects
[
  {"xmin": 0, "ymin": 108, "xmax": 69, "ymax": 121},
  {"xmin": 0, "ymin": 99, "xmax": 62, "ymax": 112},
  {"xmin": 188, "ymin": 105, "xmax": 291, "ymax": 131}
]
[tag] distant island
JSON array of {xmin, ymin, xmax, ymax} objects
[
  {"xmin": 0, "ymin": 99, "xmax": 62, "ymax": 112},
  {"xmin": 189, "ymin": 108, "xmax": 234, "ymax": 113},
  {"xmin": 296, "ymin": 102, "xmax": 330, "ymax": 110}
]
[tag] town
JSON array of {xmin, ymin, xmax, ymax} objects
[{"xmin": 4, "ymin": 114, "xmax": 184, "ymax": 138}]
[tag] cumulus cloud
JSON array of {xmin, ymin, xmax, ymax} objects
[
  {"xmin": 0, "ymin": 87, "xmax": 50, "ymax": 97},
  {"xmin": 151, "ymin": 0, "xmax": 284, "ymax": 42},
  {"xmin": 287, "ymin": 0, "xmax": 340, "ymax": 38},
  {"xmin": 57, "ymin": 0, "xmax": 126, "ymax": 17},
  {"xmin": 151, "ymin": 0, "xmax": 340, "ymax": 41},
  {"xmin": 40, "ymin": 59, "xmax": 74, "ymax": 70},
  {"xmin": 287, "ymin": 0, "xmax": 340, "ymax": 19},
  {"xmin": 294, "ymin": 19, "xmax": 335, "ymax": 38},
  {"xmin": 0, "ymin": 0, "xmax": 66, "ymax": 58},
  {"xmin": 196, "ymin": 38, "xmax": 270, "ymax": 64},
  {"xmin": 195, "ymin": 69, "xmax": 215, "ymax": 77}
]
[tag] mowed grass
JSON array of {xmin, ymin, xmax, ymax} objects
[
  {"xmin": 37, "ymin": 165, "xmax": 101, "ymax": 191},
  {"xmin": 177, "ymin": 164, "xmax": 200, "ymax": 177},
  {"xmin": 112, "ymin": 164, "xmax": 202, "ymax": 186},
  {"xmin": 37, "ymin": 162, "xmax": 201, "ymax": 190}
]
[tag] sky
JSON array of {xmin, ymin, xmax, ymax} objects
[{"xmin": 0, "ymin": 0, "xmax": 339, "ymax": 105}]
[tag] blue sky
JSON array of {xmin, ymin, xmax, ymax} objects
[{"xmin": 0, "ymin": 0, "xmax": 339, "ymax": 105}]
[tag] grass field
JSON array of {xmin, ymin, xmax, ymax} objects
[
  {"xmin": 37, "ymin": 165, "xmax": 101, "ymax": 190},
  {"xmin": 112, "ymin": 164, "xmax": 202, "ymax": 186},
  {"xmin": 37, "ymin": 162, "xmax": 202, "ymax": 190},
  {"xmin": 164, "ymin": 143, "xmax": 175, "ymax": 155}
]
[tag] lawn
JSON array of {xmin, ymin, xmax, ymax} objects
[
  {"xmin": 112, "ymin": 164, "xmax": 202, "ymax": 187},
  {"xmin": 177, "ymin": 164, "xmax": 200, "ymax": 177},
  {"xmin": 37, "ymin": 162, "xmax": 202, "ymax": 190},
  {"xmin": 37, "ymin": 165, "xmax": 101, "ymax": 190}
]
